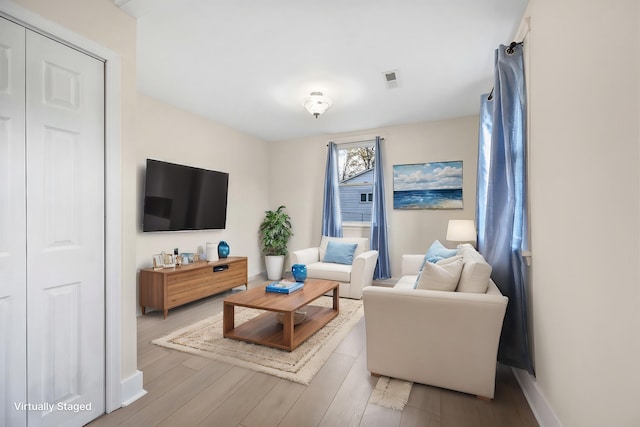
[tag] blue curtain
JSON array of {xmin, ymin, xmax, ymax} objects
[
  {"xmin": 370, "ymin": 137, "xmax": 391, "ymax": 279},
  {"xmin": 322, "ymin": 142, "xmax": 343, "ymax": 237},
  {"xmin": 477, "ymin": 43, "xmax": 534, "ymax": 375}
]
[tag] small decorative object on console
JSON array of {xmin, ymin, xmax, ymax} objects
[
  {"xmin": 266, "ymin": 280, "xmax": 304, "ymax": 294},
  {"xmin": 162, "ymin": 252, "xmax": 175, "ymax": 268},
  {"xmin": 180, "ymin": 253, "xmax": 196, "ymax": 264},
  {"xmin": 206, "ymin": 242, "xmax": 217, "ymax": 261},
  {"xmin": 291, "ymin": 263, "xmax": 307, "ymax": 282},
  {"xmin": 218, "ymin": 240, "xmax": 230, "ymax": 258}
]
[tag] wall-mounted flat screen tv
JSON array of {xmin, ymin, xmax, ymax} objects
[{"xmin": 142, "ymin": 159, "xmax": 229, "ymax": 232}]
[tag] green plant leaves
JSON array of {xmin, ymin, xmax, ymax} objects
[{"xmin": 259, "ymin": 205, "xmax": 293, "ymax": 256}]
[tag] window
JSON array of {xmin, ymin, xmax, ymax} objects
[
  {"xmin": 337, "ymin": 141, "xmax": 375, "ymax": 223},
  {"xmin": 360, "ymin": 193, "xmax": 373, "ymax": 203}
]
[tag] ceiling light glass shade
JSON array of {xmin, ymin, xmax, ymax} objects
[
  {"xmin": 304, "ymin": 91, "xmax": 331, "ymax": 118},
  {"xmin": 446, "ymin": 220, "xmax": 476, "ymax": 242}
]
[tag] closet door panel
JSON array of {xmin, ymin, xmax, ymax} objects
[
  {"xmin": 0, "ymin": 17, "xmax": 26, "ymax": 427},
  {"xmin": 25, "ymin": 30, "xmax": 105, "ymax": 427}
]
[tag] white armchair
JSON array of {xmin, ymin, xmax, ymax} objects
[{"xmin": 290, "ymin": 236, "xmax": 378, "ymax": 299}]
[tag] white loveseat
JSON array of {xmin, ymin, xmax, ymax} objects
[
  {"xmin": 362, "ymin": 244, "xmax": 508, "ymax": 399},
  {"xmin": 290, "ymin": 236, "xmax": 378, "ymax": 299}
]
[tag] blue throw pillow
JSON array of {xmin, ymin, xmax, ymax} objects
[
  {"xmin": 323, "ymin": 241, "xmax": 358, "ymax": 265},
  {"xmin": 422, "ymin": 240, "xmax": 458, "ymax": 267},
  {"xmin": 413, "ymin": 270, "xmax": 423, "ymax": 289}
]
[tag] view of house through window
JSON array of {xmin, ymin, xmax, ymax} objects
[{"xmin": 338, "ymin": 142, "xmax": 375, "ymax": 222}]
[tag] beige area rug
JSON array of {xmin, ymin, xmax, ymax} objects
[
  {"xmin": 152, "ymin": 296, "xmax": 363, "ymax": 385},
  {"xmin": 369, "ymin": 376, "xmax": 413, "ymax": 411}
]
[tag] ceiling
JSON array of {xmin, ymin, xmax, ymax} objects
[{"xmin": 117, "ymin": 0, "xmax": 528, "ymax": 142}]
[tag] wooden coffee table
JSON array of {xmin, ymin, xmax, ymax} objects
[{"xmin": 222, "ymin": 278, "xmax": 339, "ymax": 351}]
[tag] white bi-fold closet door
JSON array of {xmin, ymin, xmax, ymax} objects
[{"xmin": 1, "ymin": 16, "xmax": 105, "ymax": 427}]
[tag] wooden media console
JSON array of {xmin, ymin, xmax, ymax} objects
[{"xmin": 139, "ymin": 256, "xmax": 248, "ymax": 318}]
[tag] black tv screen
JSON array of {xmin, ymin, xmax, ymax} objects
[{"xmin": 142, "ymin": 159, "xmax": 229, "ymax": 232}]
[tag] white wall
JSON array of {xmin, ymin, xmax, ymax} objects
[
  {"xmin": 526, "ymin": 0, "xmax": 640, "ymax": 426},
  {"xmin": 135, "ymin": 95, "xmax": 270, "ymax": 304},
  {"xmin": 269, "ymin": 116, "xmax": 480, "ymax": 277}
]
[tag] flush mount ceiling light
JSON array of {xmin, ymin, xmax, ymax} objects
[{"xmin": 303, "ymin": 91, "xmax": 332, "ymax": 118}]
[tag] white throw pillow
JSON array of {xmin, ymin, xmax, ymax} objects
[
  {"xmin": 458, "ymin": 261, "xmax": 492, "ymax": 293},
  {"xmin": 457, "ymin": 245, "xmax": 492, "ymax": 293},
  {"xmin": 415, "ymin": 256, "xmax": 463, "ymax": 292}
]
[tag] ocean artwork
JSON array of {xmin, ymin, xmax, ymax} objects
[{"xmin": 393, "ymin": 161, "xmax": 463, "ymax": 209}]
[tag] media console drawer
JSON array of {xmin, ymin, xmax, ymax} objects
[{"xmin": 139, "ymin": 256, "xmax": 248, "ymax": 318}]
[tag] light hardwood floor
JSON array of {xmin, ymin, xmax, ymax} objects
[{"xmin": 89, "ymin": 279, "xmax": 539, "ymax": 427}]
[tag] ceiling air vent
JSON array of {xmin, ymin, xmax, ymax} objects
[{"xmin": 383, "ymin": 70, "xmax": 399, "ymax": 89}]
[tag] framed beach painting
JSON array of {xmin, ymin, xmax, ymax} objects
[{"xmin": 393, "ymin": 161, "xmax": 463, "ymax": 209}]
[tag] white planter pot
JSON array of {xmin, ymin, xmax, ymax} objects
[{"xmin": 265, "ymin": 255, "xmax": 284, "ymax": 281}]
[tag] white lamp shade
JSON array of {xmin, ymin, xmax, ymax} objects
[
  {"xmin": 303, "ymin": 92, "xmax": 331, "ymax": 117},
  {"xmin": 446, "ymin": 220, "xmax": 476, "ymax": 242}
]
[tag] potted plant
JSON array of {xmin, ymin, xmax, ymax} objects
[{"xmin": 259, "ymin": 205, "xmax": 293, "ymax": 280}]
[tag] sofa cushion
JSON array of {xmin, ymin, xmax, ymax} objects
[
  {"xmin": 415, "ymin": 256, "xmax": 463, "ymax": 292},
  {"xmin": 306, "ymin": 262, "xmax": 352, "ymax": 283},
  {"xmin": 323, "ymin": 241, "xmax": 358, "ymax": 265},
  {"xmin": 319, "ymin": 236, "xmax": 368, "ymax": 261},
  {"xmin": 413, "ymin": 255, "xmax": 462, "ymax": 289},
  {"xmin": 395, "ymin": 275, "xmax": 418, "ymax": 290},
  {"xmin": 423, "ymin": 240, "xmax": 458, "ymax": 265},
  {"xmin": 414, "ymin": 255, "xmax": 461, "ymax": 288},
  {"xmin": 457, "ymin": 244, "xmax": 492, "ymax": 293}
]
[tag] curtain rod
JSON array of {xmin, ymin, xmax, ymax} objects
[
  {"xmin": 327, "ymin": 137, "xmax": 384, "ymax": 147},
  {"xmin": 514, "ymin": 16, "xmax": 531, "ymax": 43}
]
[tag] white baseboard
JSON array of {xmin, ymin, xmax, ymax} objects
[
  {"xmin": 120, "ymin": 370, "xmax": 147, "ymax": 407},
  {"xmin": 512, "ymin": 368, "xmax": 563, "ymax": 427}
]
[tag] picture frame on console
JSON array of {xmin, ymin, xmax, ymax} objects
[
  {"xmin": 152, "ymin": 254, "xmax": 163, "ymax": 270},
  {"xmin": 162, "ymin": 253, "xmax": 175, "ymax": 269}
]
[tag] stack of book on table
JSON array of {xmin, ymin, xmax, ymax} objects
[{"xmin": 266, "ymin": 280, "xmax": 304, "ymax": 294}]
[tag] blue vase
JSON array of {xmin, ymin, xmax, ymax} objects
[
  {"xmin": 218, "ymin": 241, "xmax": 230, "ymax": 258},
  {"xmin": 291, "ymin": 264, "xmax": 307, "ymax": 282}
]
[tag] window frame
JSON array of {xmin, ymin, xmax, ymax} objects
[{"xmin": 336, "ymin": 139, "xmax": 376, "ymax": 225}]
